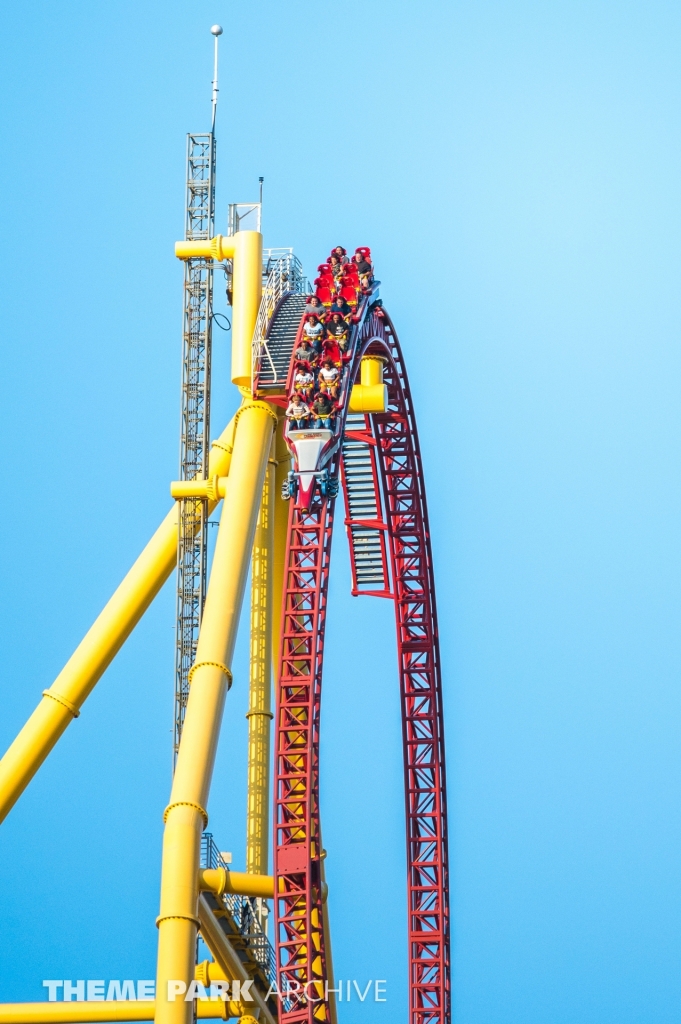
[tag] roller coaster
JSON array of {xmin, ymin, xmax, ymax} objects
[{"xmin": 0, "ymin": 41, "xmax": 449, "ymax": 1024}]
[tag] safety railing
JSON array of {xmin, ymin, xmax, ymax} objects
[
  {"xmin": 200, "ymin": 833, "xmax": 277, "ymax": 989},
  {"xmin": 251, "ymin": 250, "xmax": 311, "ymax": 390}
]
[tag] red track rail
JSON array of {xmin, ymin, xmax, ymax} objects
[
  {"xmin": 274, "ymin": 308, "xmax": 450, "ymax": 1024},
  {"xmin": 274, "ymin": 481, "xmax": 337, "ymax": 1022}
]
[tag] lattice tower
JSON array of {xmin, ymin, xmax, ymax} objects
[{"xmin": 173, "ymin": 133, "xmax": 216, "ymax": 761}]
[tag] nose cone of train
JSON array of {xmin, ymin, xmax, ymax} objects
[{"xmin": 289, "ymin": 429, "xmax": 333, "ymax": 509}]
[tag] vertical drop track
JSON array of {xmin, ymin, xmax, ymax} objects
[{"xmin": 273, "ymin": 310, "xmax": 450, "ymax": 1024}]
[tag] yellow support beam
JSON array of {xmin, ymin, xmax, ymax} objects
[
  {"xmin": 175, "ymin": 232, "xmax": 262, "ymax": 389},
  {"xmin": 271, "ymin": 414, "xmax": 291, "ymax": 672},
  {"xmin": 197, "ymin": 896, "xmax": 277, "ymax": 1024},
  {"xmin": 155, "ymin": 402, "xmax": 277, "ymax": 1024},
  {"xmin": 348, "ymin": 354, "xmax": 388, "ymax": 414},
  {"xmin": 321, "ymin": 853, "xmax": 338, "ymax": 1024},
  {"xmin": 170, "ymin": 477, "xmax": 228, "ymax": 502},
  {"xmin": 0, "ymin": 415, "xmax": 240, "ymax": 826},
  {"xmin": 245, "ymin": 436, "xmax": 275, "ymax": 876},
  {"xmin": 199, "ymin": 867, "xmax": 274, "ymax": 900},
  {"xmin": 0, "ymin": 1002, "xmax": 230, "ymax": 1023}
]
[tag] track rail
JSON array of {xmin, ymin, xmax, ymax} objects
[
  {"xmin": 273, "ymin": 306, "xmax": 450, "ymax": 1024},
  {"xmin": 274, "ymin": 478, "xmax": 337, "ymax": 1021}
]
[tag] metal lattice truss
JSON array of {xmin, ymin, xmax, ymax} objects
[
  {"xmin": 273, "ymin": 308, "xmax": 450, "ymax": 1024},
  {"xmin": 174, "ymin": 133, "xmax": 216, "ymax": 759},
  {"xmin": 371, "ymin": 317, "xmax": 450, "ymax": 1024},
  {"xmin": 274, "ymin": 487, "xmax": 336, "ymax": 1022}
]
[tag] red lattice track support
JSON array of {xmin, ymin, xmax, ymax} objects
[
  {"xmin": 369, "ymin": 313, "xmax": 450, "ymax": 1024},
  {"xmin": 274, "ymin": 307, "xmax": 450, "ymax": 1024},
  {"xmin": 274, "ymin": 477, "xmax": 337, "ymax": 1023}
]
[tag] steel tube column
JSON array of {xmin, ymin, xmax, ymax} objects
[
  {"xmin": 197, "ymin": 896, "xmax": 277, "ymax": 1024},
  {"xmin": 174, "ymin": 232, "xmax": 263, "ymax": 389},
  {"xmin": 155, "ymin": 401, "xmax": 276, "ymax": 1024},
  {"xmin": 0, "ymin": 1003, "xmax": 229, "ymax": 1023},
  {"xmin": 245, "ymin": 436, "xmax": 275, "ymax": 876},
  {"xmin": 0, "ymin": 416, "xmax": 239, "ymax": 825},
  {"xmin": 272, "ymin": 415, "xmax": 291, "ymax": 668}
]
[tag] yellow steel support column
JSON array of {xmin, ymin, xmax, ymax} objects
[
  {"xmin": 197, "ymin": 896, "xmax": 277, "ymax": 1024},
  {"xmin": 0, "ymin": 1002, "xmax": 230, "ymax": 1023},
  {"xmin": 175, "ymin": 232, "xmax": 262, "ymax": 390},
  {"xmin": 245, "ymin": 436, "xmax": 275, "ymax": 876},
  {"xmin": 155, "ymin": 401, "xmax": 276, "ymax": 1024},
  {"xmin": 271, "ymin": 414, "xmax": 291, "ymax": 670},
  {"xmin": 320, "ymin": 853, "xmax": 338, "ymax": 1024},
  {"xmin": 348, "ymin": 354, "xmax": 388, "ymax": 414},
  {"xmin": 0, "ymin": 415, "xmax": 239, "ymax": 825}
]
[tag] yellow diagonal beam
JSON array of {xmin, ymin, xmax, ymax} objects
[
  {"xmin": 0, "ymin": 1001, "xmax": 229, "ymax": 1022},
  {"xmin": 0, "ymin": 414, "xmax": 239, "ymax": 824},
  {"xmin": 155, "ymin": 401, "xmax": 276, "ymax": 1024}
]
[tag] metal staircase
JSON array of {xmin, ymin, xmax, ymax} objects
[
  {"xmin": 200, "ymin": 834, "xmax": 277, "ymax": 1012},
  {"xmin": 257, "ymin": 293, "xmax": 308, "ymax": 390},
  {"xmin": 341, "ymin": 413, "xmax": 392, "ymax": 598}
]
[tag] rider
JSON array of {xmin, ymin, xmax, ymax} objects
[
  {"xmin": 329, "ymin": 255, "xmax": 343, "ymax": 287},
  {"xmin": 303, "ymin": 313, "xmax": 325, "ymax": 352},
  {"xmin": 304, "ymin": 295, "xmax": 326, "ymax": 319},
  {"xmin": 318, "ymin": 359, "xmax": 341, "ymax": 399},
  {"xmin": 311, "ymin": 391, "xmax": 335, "ymax": 429},
  {"xmin": 326, "ymin": 312, "xmax": 350, "ymax": 351},
  {"xmin": 286, "ymin": 391, "xmax": 311, "ymax": 430},
  {"xmin": 332, "ymin": 245, "xmax": 349, "ymax": 266},
  {"xmin": 353, "ymin": 250, "xmax": 373, "ymax": 290},
  {"xmin": 293, "ymin": 363, "xmax": 315, "ymax": 399},
  {"xmin": 292, "ymin": 338, "xmax": 318, "ymax": 367},
  {"xmin": 331, "ymin": 294, "xmax": 353, "ymax": 318}
]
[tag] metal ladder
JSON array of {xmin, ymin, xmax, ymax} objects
[
  {"xmin": 173, "ymin": 132, "xmax": 215, "ymax": 762},
  {"xmin": 257, "ymin": 293, "xmax": 308, "ymax": 389},
  {"xmin": 341, "ymin": 414, "xmax": 392, "ymax": 596}
]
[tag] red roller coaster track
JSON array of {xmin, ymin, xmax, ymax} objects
[{"xmin": 273, "ymin": 304, "xmax": 450, "ymax": 1024}]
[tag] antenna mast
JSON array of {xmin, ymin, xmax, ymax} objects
[{"xmin": 211, "ymin": 24, "xmax": 222, "ymax": 133}]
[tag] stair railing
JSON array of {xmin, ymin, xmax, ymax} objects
[
  {"xmin": 200, "ymin": 832, "xmax": 277, "ymax": 987},
  {"xmin": 251, "ymin": 250, "xmax": 311, "ymax": 391}
]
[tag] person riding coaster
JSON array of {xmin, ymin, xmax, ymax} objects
[
  {"xmin": 353, "ymin": 248, "xmax": 373, "ymax": 290},
  {"xmin": 304, "ymin": 295, "xmax": 326, "ymax": 319},
  {"xmin": 292, "ymin": 338, "xmax": 318, "ymax": 367},
  {"xmin": 331, "ymin": 294, "xmax": 353, "ymax": 317},
  {"xmin": 303, "ymin": 312, "xmax": 325, "ymax": 351},
  {"xmin": 318, "ymin": 358, "xmax": 341, "ymax": 400},
  {"xmin": 332, "ymin": 245, "xmax": 349, "ymax": 266},
  {"xmin": 311, "ymin": 390, "xmax": 335, "ymax": 429},
  {"xmin": 282, "ymin": 244, "xmax": 370, "ymax": 509},
  {"xmin": 326, "ymin": 312, "xmax": 350, "ymax": 350},
  {"xmin": 293, "ymin": 362, "xmax": 315, "ymax": 400},
  {"xmin": 329, "ymin": 254, "xmax": 343, "ymax": 284},
  {"xmin": 286, "ymin": 391, "xmax": 311, "ymax": 431}
]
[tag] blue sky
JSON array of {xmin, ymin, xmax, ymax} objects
[{"xmin": 1, "ymin": 1, "xmax": 681, "ymax": 1022}]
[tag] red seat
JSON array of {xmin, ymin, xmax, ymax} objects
[
  {"xmin": 315, "ymin": 283, "xmax": 333, "ymax": 305},
  {"xmin": 321, "ymin": 339, "xmax": 341, "ymax": 362},
  {"xmin": 339, "ymin": 282, "xmax": 358, "ymax": 304}
]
